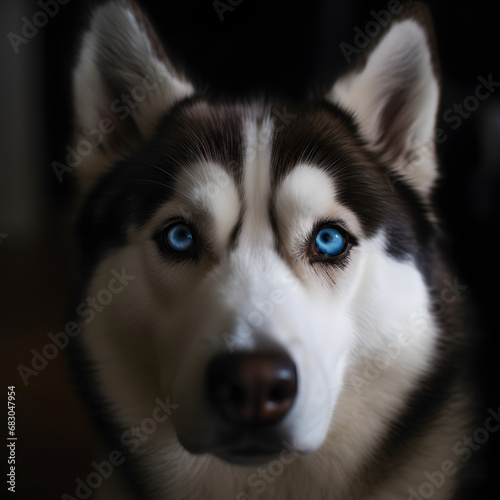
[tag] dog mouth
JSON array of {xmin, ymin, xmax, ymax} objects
[
  {"xmin": 213, "ymin": 441, "xmax": 288, "ymax": 465},
  {"xmin": 207, "ymin": 430, "xmax": 299, "ymax": 466}
]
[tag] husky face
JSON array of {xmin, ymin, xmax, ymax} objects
[{"xmin": 71, "ymin": 1, "xmax": 453, "ymax": 497}]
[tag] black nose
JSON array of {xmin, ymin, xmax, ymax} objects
[{"xmin": 206, "ymin": 351, "xmax": 297, "ymax": 427}]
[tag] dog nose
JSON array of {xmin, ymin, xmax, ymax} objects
[{"xmin": 206, "ymin": 352, "xmax": 297, "ymax": 427}]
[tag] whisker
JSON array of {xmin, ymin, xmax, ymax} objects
[{"xmin": 116, "ymin": 160, "xmax": 178, "ymax": 181}]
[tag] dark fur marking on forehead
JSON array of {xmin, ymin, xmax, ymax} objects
[
  {"xmin": 77, "ymin": 97, "xmax": 244, "ymax": 270},
  {"xmin": 271, "ymin": 101, "xmax": 387, "ymax": 235},
  {"xmin": 153, "ymin": 97, "xmax": 245, "ymax": 191},
  {"xmin": 270, "ymin": 101, "xmax": 436, "ymax": 279}
]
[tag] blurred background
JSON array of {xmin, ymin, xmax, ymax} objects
[{"xmin": 1, "ymin": 0, "xmax": 499, "ymax": 498}]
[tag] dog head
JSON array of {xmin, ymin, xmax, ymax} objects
[{"xmin": 71, "ymin": 0, "xmax": 440, "ymax": 477}]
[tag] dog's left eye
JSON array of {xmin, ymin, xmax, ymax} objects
[
  {"xmin": 315, "ymin": 227, "xmax": 346, "ymax": 256},
  {"xmin": 165, "ymin": 223, "xmax": 194, "ymax": 252}
]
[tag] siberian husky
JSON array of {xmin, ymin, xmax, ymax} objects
[{"xmin": 67, "ymin": 1, "xmax": 479, "ymax": 499}]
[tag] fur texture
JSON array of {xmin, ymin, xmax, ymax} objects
[{"xmin": 68, "ymin": 2, "xmax": 477, "ymax": 499}]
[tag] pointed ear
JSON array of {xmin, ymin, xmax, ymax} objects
[
  {"xmin": 328, "ymin": 3, "xmax": 440, "ymax": 197},
  {"xmin": 71, "ymin": 0, "xmax": 194, "ymax": 192}
]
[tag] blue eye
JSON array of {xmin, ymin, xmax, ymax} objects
[
  {"xmin": 166, "ymin": 223, "xmax": 194, "ymax": 252},
  {"xmin": 315, "ymin": 227, "xmax": 345, "ymax": 256}
]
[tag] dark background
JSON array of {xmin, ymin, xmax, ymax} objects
[{"xmin": 1, "ymin": 0, "xmax": 499, "ymax": 498}]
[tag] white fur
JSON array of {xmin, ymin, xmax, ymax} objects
[
  {"xmin": 75, "ymin": 4, "xmax": 467, "ymax": 500},
  {"xmin": 330, "ymin": 20, "xmax": 439, "ymax": 197},
  {"xmin": 73, "ymin": 1, "xmax": 193, "ymax": 192},
  {"xmin": 238, "ymin": 115, "xmax": 275, "ymax": 249},
  {"xmin": 82, "ymin": 141, "xmax": 449, "ymax": 500}
]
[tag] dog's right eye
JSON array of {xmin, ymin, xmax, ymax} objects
[
  {"xmin": 165, "ymin": 223, "xmax": 195, "ymax": 252},
  {"xmin": 306, "ymin": 222, "xmax": 354, "ymax": 265}
]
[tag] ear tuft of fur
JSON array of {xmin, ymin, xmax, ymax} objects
[
  {"xmin": 329, "ymin": 3, "xmax": 440, "ymax": 197},
  {"xmin": 72, "ymin": 0, "xmax": 193, "ymax": 192}
]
